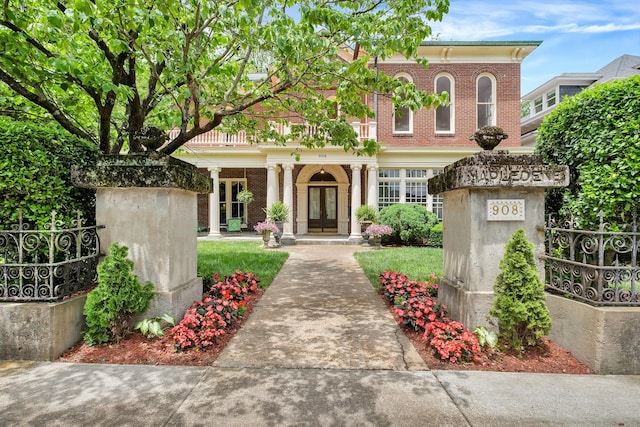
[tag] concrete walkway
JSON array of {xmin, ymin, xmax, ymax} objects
[{"xmin": 1, "ymin": 245, "xmax": 639, "ymax": 426}]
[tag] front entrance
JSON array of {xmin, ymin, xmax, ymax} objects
[{"xmin": 308, "ymin": 186, "xmax": 337, "ymax": 232}]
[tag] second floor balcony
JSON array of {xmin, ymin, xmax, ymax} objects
[{"xmin": 176, "ymin": 121, "xmax": 377, "ymax": 148}]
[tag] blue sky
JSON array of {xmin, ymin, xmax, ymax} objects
[{"xmin": 428, "ymin": 0, "xmax": 640, "ymax": 96}]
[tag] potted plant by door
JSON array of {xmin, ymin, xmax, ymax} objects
[
  {"xmin": 356, "ymin": 205, "xmax": 379, "ymax": 242},
  {"xmin": 237, "ymin": 189, "xmax": 254, "ymax": 230},
  {"xmin": 364, "ymin": 224, "xmax": 393, "ymax": 248},
  {"xmin": 254, "ymin": 221, "xmax": 279, "ymax": 248},
  {"xmin": 264, "ymin": 201, "xmax": 290, "ymax": 245}
]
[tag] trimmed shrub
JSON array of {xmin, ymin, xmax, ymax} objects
[
  {"xmin": 536, "ymin": 75, "xmax": 640, "ymax": 230},
  {"xmin": 489, "ymin": 230, "xmax": 551, "ymax": 350},
  {"xmin": 379, "ymin": 204, "xmax": 438, "ymax": 245},
  {"xmin": 83, "ymin": 243, "xmax": 155, "ymax": 345},
  {"xmin": 0, "ymin": 118, "xmax": 98, "ymax": 228},
  {"xmin": 428, "ymin": 222, "xmax": 443, "ymax": 247}
]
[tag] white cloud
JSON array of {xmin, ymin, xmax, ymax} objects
[{"xmin": 429, "ymin": 0, "xmax": 640, "ymax": 39}]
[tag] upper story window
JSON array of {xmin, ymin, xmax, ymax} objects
[
  {"xmin": 546, "ymin": 90, "xmax": 556, "ymax": 108},
  {"xmin": 435, "ymin": 73, "xmax": 454, "ymax": 133},
  {"xmin": 534, "ymin": 96, "xmax": 543, "ymax": 113},
  {"xmin": 327, "ymin": 96, "xmax": 339, "ymax": 119},
  {"xmin": 476, "ymin": 73, "xmax": 496, "ymax": 128},
  {"xmin": 393, "ymin": 73, "xmax": 413, "ymax": 134}
]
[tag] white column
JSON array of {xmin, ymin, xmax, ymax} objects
[
  {"xmin": 208, "ymin": 167, "xmax": 222, "ymax": 238},
  {"xmin": 367, "ymin": 165, "xmax": 378, "ymax": 209},
  {"xmin": 282, "ymin": 163, "xmax": 295, "ymax": 242},
  {"xmin": 349, "ymin": 164, "xmax": 363, "ymax": 241},
  {"xmin": 266, "ymin": 163, "xmax": 278, "ymax": 210}
]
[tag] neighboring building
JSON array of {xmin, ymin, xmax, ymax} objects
[
  {"xmin": 521, "ymin": 54, "xmax": 640, "ymax": 146},
  {"xmin": 175, "ymin": 41, "xmax": 541, "ymax": 242}
]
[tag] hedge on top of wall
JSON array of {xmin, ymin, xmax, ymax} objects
[{"xmin": 0, "ymin": 118, "xmax": 99, "ymax": 229}]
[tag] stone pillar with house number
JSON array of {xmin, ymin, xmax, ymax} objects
[{"xmin": 428, "ymin": 150, "xmax": 569, "ymax": 331}]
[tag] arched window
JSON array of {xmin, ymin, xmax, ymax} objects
[
  {"xmin": 327, "ymin": 96, "xmax": 339, "ymax": 119},
  {"xmin": 435, "ymin": 73, "xmax": 454, "ymax": 133},
  {"xmin": 393, "ymin": 73, "xmax": 413, "ymax": 134},
  {"xmin": 476, "ymin": 73, "xmax": 496, "ymax": 128}
]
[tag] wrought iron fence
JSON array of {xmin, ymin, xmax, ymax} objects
[
  {"xmin": 541, "ymin": 213, "xmax": 640, "ymax": 306},
  {"xmin": 0, "ymin": 210, "xmax": 102, "ymax": 302}
]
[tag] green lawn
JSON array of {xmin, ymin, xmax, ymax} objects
[
  {"xmin": 354, "ymin": 247, "xmax": 443, "ymax": 287},
  {"xmin": 197, "ymin": 241, "xmax": 289, "ymax": 289}
]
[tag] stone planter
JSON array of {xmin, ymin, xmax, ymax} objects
[
  {"xmin": 262, "ymin": 231, "xmax": 271, "ymax": 247},
  {"xmin": 470, "ymin": 126, "xmax": 508, "ymax": 150}
]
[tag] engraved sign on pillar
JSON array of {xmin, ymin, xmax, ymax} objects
[{"xmin": 487, "ymin": 199, "xmax": 525, "ymax": 221}]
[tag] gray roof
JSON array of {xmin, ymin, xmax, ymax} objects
[{"xmin": 594, "ymin": 54, "xmax": 640, "ymax": 83}]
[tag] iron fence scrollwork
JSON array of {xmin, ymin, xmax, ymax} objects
[
  {"xmin": 541, "ymin": 212, "xmax": 639, "ymax": 306},
  {"xmin": 0, "ymin": 210, "xmax": 103, "ymax": 302}
]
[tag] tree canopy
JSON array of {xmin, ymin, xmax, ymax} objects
[
  {"xmin": 535, "ymin": 75, "xmax": 640, "ymax": 230},
  {"xmin": 0, "ymin": 0, "xmax": 449, "ymax": 156}
]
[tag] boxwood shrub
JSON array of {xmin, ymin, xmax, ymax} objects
[
  {"xmin": 428, "ymin": 222, "xmax": 443, "ymax": 247},
  {"xmin": 379, "ymin": 203, "xmax": 438, "ymax": 245}
]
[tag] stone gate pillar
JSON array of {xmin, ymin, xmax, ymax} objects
[
  {"xmin": 428, "ymin": 151, "xmax": 568, "ymax": 331},
  {"xmin": 73, "ymin": 154, "xmax": 212, "ymax": 321}
]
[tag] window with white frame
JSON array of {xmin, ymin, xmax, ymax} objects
[
  {"xmin": 393, "ymin": 74, "xmax": 413, "ymax": 134},
  {"xmin": 378, "ymin": 169, "xmax": 444, "ymax": 218},
  {"xmin": 435, "ymin": 74, "xmax": 454, "ymax": 133},
  {"xmin": 534, "ymin": 96, "xmax": 543, "ymax": 113},
  {"xmin": 378, "ymin": 169, "xmax": 401, "ymax": 208},
  {"xmin": 219, "ymin": 179, "xmax": 247, "ymax": 226},
  {"xmin": 476, "ymin": 74, "xmax": 496, "ymax": 128},
  {"xmin": 431, "ymin": 170, "xmax": 443, "ymax": 220},
  {"xmin": 546, "ymin": 90, "xmax": 556, "ymax": 108},
  {"xmin": 405, "ymin": 169, "xmax": 428, "ymax": 205}
]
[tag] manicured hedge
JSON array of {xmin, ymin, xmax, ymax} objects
[
  {"xmin": 536, "ymin": 75, "xmax": 640, "ymax": 230},
  {"xmin": 0, "ymin": 118, "xmax": 98, "ymax": 228},
  {"xmin": 428, "ymin": 222, "xmax": 443, "ymax": 247},
  {"xmin": 379, "ymin": 203, "xmax": 438, "ymax": 245}
]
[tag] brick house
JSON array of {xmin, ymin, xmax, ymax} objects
[{"xmin": 175, "ymin": 40, "xmax": 540, "ymax": 242}]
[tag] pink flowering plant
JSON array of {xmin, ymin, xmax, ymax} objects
[
  {"xmin": 254, "ymin": 221, "xmax": 279, "ymax": 234},
  {"xmin": 173, "ymin": 271, "xmax": 260, "ymax": 351},
  {"xmin": 423, "ymin": 320, "xmax": 482, "ymax": 364},
  {"xmin": 379, "ymin": 271, "xmax": 444, "ymax": 330},
  {"xmin": 365, "ymin": 223, "xmax": 393, "ymax": 238},
  {"xmin": 378, "ymin": 270, "xmax": 482, "ymax": 364}
]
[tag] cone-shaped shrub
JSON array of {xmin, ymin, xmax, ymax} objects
[
  {"xmin": 490, "ymin": 229, "xmax": 551, "ymax": 350},
  {"xmin": 83, "ymin": 243, "xmax": 154, "ymax": 345}
]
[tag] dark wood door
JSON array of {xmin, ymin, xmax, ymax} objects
[{"xmin": 308, "ymin": 186, "xmax": 337, "ymax": 232}]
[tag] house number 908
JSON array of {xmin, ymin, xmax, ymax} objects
[{"xmin": 487, "ymin": 199, "xmax": 525, "ymax": 221}]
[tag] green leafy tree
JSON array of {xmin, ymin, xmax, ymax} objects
[
  {"xmin": 490, "ymin": 230, "xmax": 551, "ymax": 351},
  {"xmin": 535, "ymin": 75, "xmax": 640, "ymax": 230},
  {"xmin": 83, "ymin": 243, "xmax": 154, "ymax": 345},
  {"xmin": 0, "ymin": 0, "xmax": 449, "ymax": 156},
  {"xmin": 0, "ymin": 118, "xmax": 98, "ymax": 228}
]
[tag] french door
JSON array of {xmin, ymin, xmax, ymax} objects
[{"xmin": 308, "ymin": 186, "xmax": 337, "ymax": 232}]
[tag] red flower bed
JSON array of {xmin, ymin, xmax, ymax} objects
[
  {"xmin": 172, "ymin": 271, "xmax": 260, "ymax": 351},
  {"xmin": 379, "ymin": 271, "xmax": 481, "ymax": 363}
]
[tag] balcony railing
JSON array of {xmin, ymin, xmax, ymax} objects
[{"xmin": 174, "ymin": 121, "xmax": 376, "ymax": 147}]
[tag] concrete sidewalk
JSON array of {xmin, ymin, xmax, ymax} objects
[{"xmin": 1, "ymin": 245, "xmax": 639, "ymax": 426}]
